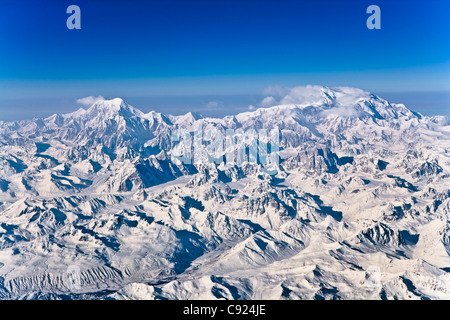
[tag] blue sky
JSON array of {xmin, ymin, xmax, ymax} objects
[{"xmin": 0, "ymin": 0, "xmax": 449, "ymax": 120}]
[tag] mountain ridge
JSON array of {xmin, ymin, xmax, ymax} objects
[{"xmin": 0, "ymin": 86, "xmax": 449, "ymax": 299}]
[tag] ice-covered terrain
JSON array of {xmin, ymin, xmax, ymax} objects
[{"xmin": 0, "ymin": 85, "xmax": 449, "ymax": 299}]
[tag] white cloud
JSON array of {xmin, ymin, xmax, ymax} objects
[
  {"xmin": 260, "ymin": 96, "xmax": 278, "ymax": 108},
  {"xmin": 76, "ymin": 95, "xmax": 105, "ymax": 106},
  {"xmin": 206, "ymin": 101, "xmax": 224, "ymax": 109},
  {"xmin": 248, "ymin": 105, "xmax": 255, "ymax": 110},
  {"xmin": 260, "ymin": 85, "xmax": 327, "ymax": 107},
  {"xmin": 279, "ymin": 85, "xmax": 327, "ymax": 105},
  {"xmin": 262, "ymin": 85, "xmax": 289, "ymax": 97}
]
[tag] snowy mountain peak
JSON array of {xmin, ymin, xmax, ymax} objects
[
  {"xmin": 274, "ymin": 85, "xmax": 371, "ymax": 107},
  {"xmin": 87, "ymin": 98, "xmax": 143, "ymax": 118},
  {"xmin": 173, "ymin": 111, "xmax": 204, "ymax": 126},
  {"xmin": 90, "ymin": 97, "xmax": 125, "ymax": 110},
  {"xmin": 239, "ymin": 85, "xmax": 414, "ymax": 123}
]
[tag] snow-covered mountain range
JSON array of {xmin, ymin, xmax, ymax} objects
[{"xmin": 0, "ymin": 85, "xmax": 449, "ymax": 299}]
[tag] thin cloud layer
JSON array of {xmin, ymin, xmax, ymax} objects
[
  {"xmin": 258, "ymin": 85, "xmax": 371, "ymax": 112},
  {"xmin": 77, "ymin": 95, "xmax": 105, "ymax": 106},
  {"xmin": 259, "ymin": 85, "xmax": 329, "ymax": 108},
  {"xmin": 279, "ymin": 85, "xmax": 328, "ymax": 105},
  {"xmin": 206, "ymin": 101, "xmax": 224, "ymax": 109}
]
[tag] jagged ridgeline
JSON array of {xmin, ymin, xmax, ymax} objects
[{"xmin": 0, "ymin": 86, "xmax": 449, "ymax": 299}]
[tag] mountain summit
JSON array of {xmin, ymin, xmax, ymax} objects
[{"xmin": 84, "ymin": 97, "xmax": 144, "ymax": 118}]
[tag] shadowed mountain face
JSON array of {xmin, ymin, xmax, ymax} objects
[{"xmin": 0, "ymin": 86, "xmax": 449, "ymax": 300}]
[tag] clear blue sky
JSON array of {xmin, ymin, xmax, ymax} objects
[{"xmin": 0, "ymin": 0, "xmax": 449, "ymax": 120}]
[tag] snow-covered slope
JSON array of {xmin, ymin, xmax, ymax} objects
[{"xmin": 0, "ymin": 86, "xmax": 449, "ymax": 300}]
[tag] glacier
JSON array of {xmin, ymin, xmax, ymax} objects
[{"xmin": 0, "ymin": 86, "xmax": 449, "ymax": 299}]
